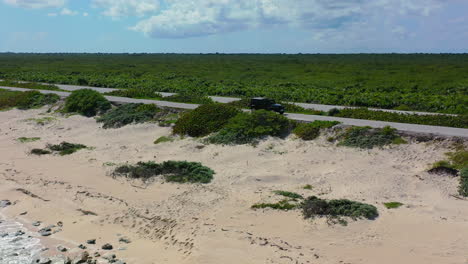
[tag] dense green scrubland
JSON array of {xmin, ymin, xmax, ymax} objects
[{"xmin": 0, "ymin": 53, "xmax": 466, "ymax": 114}]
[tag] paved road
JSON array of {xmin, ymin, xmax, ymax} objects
[
  {"xmin": 2, "ymin": 86, "xmax": 467, "ymax": 138},
  {"xmin": 34, "ymin": 83, "xmax": 453, "ymax": 116}
]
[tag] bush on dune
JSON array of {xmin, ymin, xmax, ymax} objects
[
  {"xmin": 63, "ymin": 89, "xmax": 111, "ymax": 117},
  {"xmin": 113, "ymin": 160, "xmax": 215, "ymax": 184},
  {"xmin": 293, "ymin": 120, "xmax": 340, "ymax": 141},
  {"xmin": 206, "ymin": 110, "xmax": 290, "ymax": 145},
  {"xmin": 458, "ymin": 167, "xmax": 468, "ymax": 197},
  {"xmin": 97, "ymin": 103, "xmax": 160, "ymax": 128},
  {"xmin": 338, "ymin": 126, "xmax": 405, "ymax": 149},
  {"xmin": 0, "ymin": 89, "xmax": 59, "ymax": 110},
  {"xmin": 173, "ymin": 103, "xmax": 241, "ymax": 137},
  {"xmin": 302, "ymin": 196, "xmax": 378, "ymax": 220}
]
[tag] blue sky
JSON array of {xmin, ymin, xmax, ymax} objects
[{"xmin": 0, "ymin": 0, "xmax": 467, "ymax": 53}]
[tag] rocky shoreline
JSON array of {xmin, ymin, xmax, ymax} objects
[{"xmin": 1, "ymin": 200, "xmax": 129, "ymax": 264}]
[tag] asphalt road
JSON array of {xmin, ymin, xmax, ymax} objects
[{"xmin": 2, "ymin": 86, "xmax": 467, "ymax": 138}]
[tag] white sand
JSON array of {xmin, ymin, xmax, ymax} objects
[{"xmin": 0, "ymin": 107, "xmax": 467, "ymax": 264}]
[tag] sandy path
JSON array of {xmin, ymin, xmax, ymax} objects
[{"xmin": 0, "ymin": 107, "xmax": 467, "ymax": 264}]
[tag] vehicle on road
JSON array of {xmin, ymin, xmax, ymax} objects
[{"xmin": 250, "ymin": 97, "xmax": 285, "ymax": 114}]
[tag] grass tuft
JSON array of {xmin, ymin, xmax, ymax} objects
[
  {"xmin": 383, "ymin": 202, "xmax": 404, "ymax": 209},
  {"xmin": 154, "ymin": 136, "xmax": 174, "ymax": 144},
  {"xmin": 273, "ymin": 190, "xmax": 304, "ymax": 200},
  {"xmin": 251, "ymin": 199, "xmax": 299, "ymax": 211},
  {"xmin": 458, "ymin": 167, "xmax": 468, "ymax": 197},
  {"xmin": 17, "ymin": 137, "xmax": 40, "ymax": 143}
]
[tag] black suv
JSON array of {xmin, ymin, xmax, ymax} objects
[{"xmin": 250, "ymin": 97, "xmax": 285, "ymax": 114}]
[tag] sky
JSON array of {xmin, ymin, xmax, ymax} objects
[{"xmin": 0, "ymin": 0, "xmax": 467, "ymax": 53}]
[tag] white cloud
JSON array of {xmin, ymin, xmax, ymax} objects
[
  {"xmin": 47, "ymin": 12, "xmax": 57, "ymax": 16},
  {"xmin": 3, "ymin": 0, "xmax": 65, "ymax": 8},
  {"xmin": 83, "ymin": 12, "xmax": 89, "ymax": 17},
  {"xmin": 130, "ymin": 0, "xmax": 443, "ymax": 38},
  {"xmin": 92, "ymin": 0, "xmax": 159, "ymax": 18},
  {"xmin": 60, "ymin": 7, "xmax": 77, "ymax": 16}
]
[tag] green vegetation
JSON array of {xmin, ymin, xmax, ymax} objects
[
  {"xmin": 251, "ymin": 199, "xmax": 299, "ymax": 211},
  {"xmin": 31, "ymin": 142, "xmax": 88, "ymax": 156},
  {"xmin": 154, "ymin": 136, "xmax": 174, "ymax": 144},
  {"xmin": 30, "ymin": 149, "xmax": 51, "ymax": 155},
  {"xmin": 164, "ymin": 92, "xmax": 214, "ymax": 105},
  {"xmin": 48, "ymin": 142, "xmax": 88, "ymax": 155},
  {"xmin": 227, "ymin": 98, "xmax": 325, "ymax": 115},
  {"xmin": 113, "ymin": 160, "xmax": 215, "ymax": 184},
  {"xmin": 25, "ymin": 116, "xmax": 56, "ymax": 125},
  {"xmin": 96, "ymin": 103, "xmax": 159, "ymax": 128},
  {"xmin": 338, "ymin": 126, "xmax": 404, "ymax": 149},
  {"xmin": 105, "ymin": 88, "xmax": 162, "ymax": 99},
  {"xmin": 0, "ymin": 89, "xmax": 59, "ymax": 110},
  {"xmin": 293, "ymin": 121, "xmax": 340, "ymax": 140},
  {"xmin": 383, "ymin": 202, "xmax": 404, "ymax": 209},
  {"xmin": 17, "ymin": 137, "xmax": 40, "ymax": 143},
  {"xmin": 0, "ymin": 80, "xmax": 63, "ymax": 91},
  {"xmin": 303, "ymin": 184, "xmax": 313, "ymax": 190},
  {"xmin": 252, "ymin": 192, "xmax": 379, "ymax": 224},
  {"xmin": 206, "ymin": 110, "xmax": 290, "ymax": 145},
  {"xmin": 1, "ymin": 53, "xmax": 467, "ymax": 114},
  {"xmin": 430, "ymin": 147, "xmax": 468, "ymax": 174},
  {"xmin": 273, "ymin": 190, "xmax": 304, "ymax": 200},
  {"xmin": 63, "ymin": 89, "xmax": 111, "ymax": 117},
  {"xmin": 458, "ymin": 168, "xmax": 468, "ymax": 197},
  {"xmin": 330, "ymin": 108, "xmax": 468, "ymax": 129},
  {"xmin": 302, "ymin": 196, "xmax": 379, "ymax": 220},
  {"xmin": 173, "ymin": 103, "xmax": 240, "ymax": 137},
  {"xmin": 158, "ymin": 113, "xmax": 180, "ymax": 127}
]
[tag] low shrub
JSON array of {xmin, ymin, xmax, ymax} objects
[
  {"xmin": 273, "ymin": 191, "xmax": 304, "ymax": 200},
  {"xmin": 30, "ymin": 148, "xmax": 51, "ymax": 155},
  {"xmin": 338, "ymin": 126, "xmax": 403, "ymax": 149},
  {"xmin": 154, "ymin": 136, "xmax": 174, "ymax": 144},
  {"xmin": 446, "ymin": 149, "xmax": 468, "ymax": 170},
  {"xmin": 164, "ymin": 91, "xmax": 214, "ymax": 105},
  {"xmin": 0, "ymin": 89, "xmax": 59, "ymax": 110},
  {"xmin": 303, "ymin": 184, "xmax": 313, "ymax": 190},
  {"xmin": 329, "ymin": 108, "xmax": 468, "ymax": 129},
  {"xmin": 206, "ymin": 110, "xmax": 290, "ymax": 145},
  {"xmin": 251, "ymin": 199, "xmax": 299, "ymax": 211},
  {"xmin": 63, "ymin": 89, "xmax": 111, "ymax": 117},
  {"xmin": 47, "ymin": 142, "xmax": 87, "ymax": 155},
  {"xmin": 105, "ymin": 88, "xmax": 162, "ymax": 99},
  {"xmin": 17, "ymin": 137, "xmax": 40, "ymax": 143},
  {"xmin": 293, "ymin": 120, "xmax": 340, "ymax": 140},
  {"xmin": 227, "ymin": 98, "xmax": 325, "ymax": 115},
  {"xmin": 302, "ymin": 196, "xmax": 378, "ymax": 220},
  {"xmin": 113, "ymin": 160, "xmax": 215, "ymax": 184},
  {"xmin": 458, "ymin": 167, "xmax": 468, "ymax": 197},
  {"xmin": 430, "ymin": 147, "xmax": 467, "ymax": 175},
  {"xmin": 173, "ymin": 103, "xmax": 241, "ymax": 137},
  {"xmin": 383, "ymin": 202, "xmax": 404, "ymax": 209},
  {"xmin": 97, "ymin": 103, "xmax": 160, "ymax": 128},
  {"xmin": 0, "ymin": 80, "xmax": 63, "ymax": 91}
]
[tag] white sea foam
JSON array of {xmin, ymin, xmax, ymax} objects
[{"xmin": 0, "ymin": 217, "xmax": 43, "ymax": 264}]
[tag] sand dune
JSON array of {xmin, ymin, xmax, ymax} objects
[{"xmin": 1, "ymin": 107, "xmax": 467, "ymax": 264}]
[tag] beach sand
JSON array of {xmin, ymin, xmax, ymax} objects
[{"xmin": 1, "ymin": 107, "xmax": 467, "ymax": 264}]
